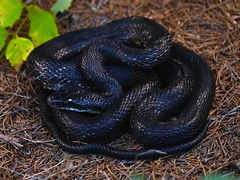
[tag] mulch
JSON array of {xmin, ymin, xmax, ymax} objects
[{"xmin": 0, "ymin": 0, "xmax": 239, "ymax": 179}]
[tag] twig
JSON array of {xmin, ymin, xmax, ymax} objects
[{"xmin": 0, "ymin": 132, "xmax": 23, "ymax": 148}]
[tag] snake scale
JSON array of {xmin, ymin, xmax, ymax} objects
[{"xmin": 26, "ymin": 17, "xmax": 215, "ymax": 160}]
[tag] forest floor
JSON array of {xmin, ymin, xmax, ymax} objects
[{"xmin": 0, "ymin": 0, "xmax": 239, "ymax": 179}]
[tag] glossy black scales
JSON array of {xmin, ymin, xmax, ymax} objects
[{"xmin": 26, "ymin": 17, "xmax": 215, "ymax": 160}]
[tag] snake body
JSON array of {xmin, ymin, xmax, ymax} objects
[{"xmin": 26, "ymin": 17, "xmax": 215, "ymax": 160}]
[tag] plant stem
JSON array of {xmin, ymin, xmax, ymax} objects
[
  {"xmin": 0, "ymin": 48, "xmax": 6, "ymax": 59},
  {"xmin": 12, "ymin": 14, "xmax": 29, "ymax": 38},
  {"xmin": 0, "ymin": 6, "xmax": 29, "ymax": 59},
  {"xmin": 1, "ymin": 0, "xmax": 41, "ymax": 60}
]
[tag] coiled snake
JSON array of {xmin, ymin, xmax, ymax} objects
[{"xmin": 26, "ymin": 17, "xmax": 215, "ymax": 160}]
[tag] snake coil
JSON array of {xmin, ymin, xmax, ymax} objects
[{"xmin": 26, "ymin": 17, "xmax": 215, "ymax": 160}]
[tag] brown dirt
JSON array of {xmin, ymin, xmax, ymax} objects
[{"xmin": 0, "ymin": 0, "xmax": 239, "ymax": 179}]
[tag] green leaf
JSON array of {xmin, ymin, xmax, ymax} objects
[
  {"xmin": 27, "ymin": 5, "xmax": 59, "ymax": 46},
  {"xmin": 0, "ymin": 0, "xmax": 24, "ymax": 28},
  {"xmin": 202, "ymin": 173, "xmax": 239, "ymax": 180},
  {"xmin": 6, "ymin": 37, "xmax": 34, "ymax": 68},
  {"xmin": 130, "ymin": 173, "xmax": 146, "ymax": 180},
  {"xmin": 51, "ymin": 0, "xmax": 73, "ymax": 16},
  {"xmin": 0, "ymin": 26, "xmax": 9, "ymax": 51}
]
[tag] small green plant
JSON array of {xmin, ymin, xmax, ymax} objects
[
  {"xmin": 130, "ymin": 173, "xmax": 146, "ymax": 180},
  {"xmin": 0, "ymin": 0, "xmax": 72, "ymax": 69},
  {"xmin": 202, "ymin": 173, "xmax": 240, "ymax": 180}
]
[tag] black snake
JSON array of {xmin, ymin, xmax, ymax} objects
[{"xmin": 26, "ymin": 17, "xmax": 215, "ymax": 160}]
